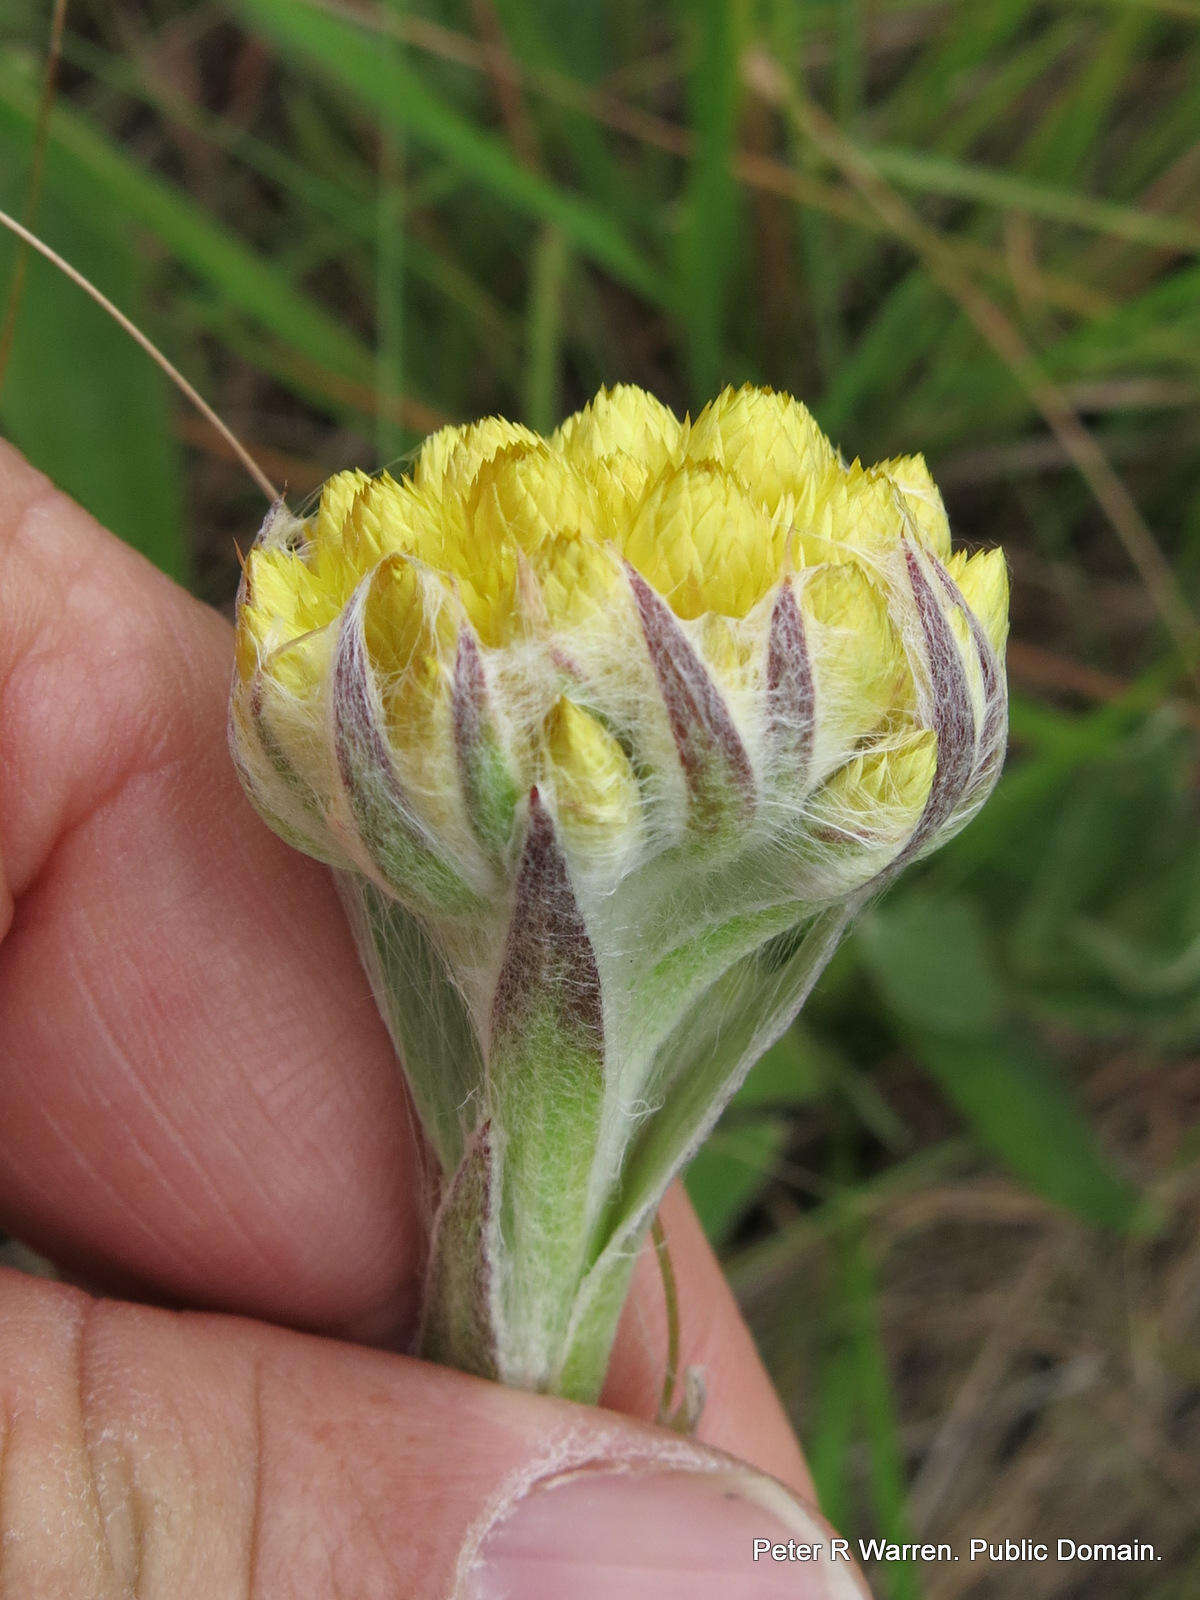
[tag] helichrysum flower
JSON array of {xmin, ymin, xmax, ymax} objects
[{"xmin": 230, "ymin": 384, "xmax": 1008, "ymax": 1400}]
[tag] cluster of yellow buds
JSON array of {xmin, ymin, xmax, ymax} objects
[{"xmin": 230, "ymin": 385, "xmax": 1008, "ymax": 1399}]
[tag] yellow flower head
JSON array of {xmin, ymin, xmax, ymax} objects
[{"xmin": 232, "ymin": 384, "xmax": 1007, "ymax": 902}]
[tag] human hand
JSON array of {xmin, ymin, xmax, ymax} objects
[{"xmin": 0, "ymin": 441, "xmax": 870, "ymax": 1597}]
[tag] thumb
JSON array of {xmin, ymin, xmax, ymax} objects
[{"xmin": 3, "ymin": 1268, "xmax": 870, "ymax": 1599}]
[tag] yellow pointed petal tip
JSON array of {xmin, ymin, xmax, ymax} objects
[
  {"xmin": 544, "ymin": 698, "xmax": 639, "ymax": 839},
  {"xmin": 413, "ymin": 415, "xmax": 539, "ymax": 495},
  {"xmin": 880, "ymin": 453, "xmax": 952, "ymax": 559},
  {"xmin": 313, "ymin": 467, "xmax": 371, "ymax": 546},
  {"xmin": 342, "ymin": 472, "xmax": 438, "ymax": 561},
  {"xmin": 948, "ymin": 547, "xmax": 1010, "ymax": 656}
]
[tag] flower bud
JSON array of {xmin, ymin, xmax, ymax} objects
[
  {"xmin": 544, "ymin": 698, "xmax": 640, "ymax": 855},
  {"xmin": 230, "ymin": 384, "xmax": 1009, "ymax": 1400}
]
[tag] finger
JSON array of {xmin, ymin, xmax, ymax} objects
[
  {"xmin": 0, "ymin": 441, "xmax": 424, "ymax": 1340},
  {"xmin": 0, "ymin": 1267, "xmax": 869, "ymax": 1599}
]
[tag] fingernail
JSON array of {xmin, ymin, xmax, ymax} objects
[{"xmin": 460, "ymin": 1464, "xmax": 870, "ymax": 1598}]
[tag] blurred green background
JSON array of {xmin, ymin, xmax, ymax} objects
[{"xmin": 2, "ymin": 2, "xmax": 1198, "ymax": 1595}]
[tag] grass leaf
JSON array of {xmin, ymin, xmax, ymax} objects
[
  {"xmin": 0, "ymin": 144, "xmax": 185, "ymax": 577},
  {"xmin": 231, "ymin": 0, "xmax": 666, "ymax": 305},
  {"xmin": 859, "ymin": 893, "xmax": 1141, "ymax": 1231},
  {"xmin": 677, "ymin": 0, "xmax": 745, "ymax": 400}
]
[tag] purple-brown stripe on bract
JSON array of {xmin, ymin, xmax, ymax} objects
[
  {"xmin": 903, "ymin": 540, "xmax": 977, "ymax": 850},
  {"xmin": 626, "ymin": 564, "xmax": 754, "ymax": 830},
  {"xmin": 250, "ymin": 670, "xmax": 319, "ymax": 805},
  {"xmin": 331, "ymin": 575, "xmax": 475, "ymax": 906},
  {"xmin": 766, "ymin": 582, "xmax": 815, "ymax": 784},
  {"xmin": 332, "ymin": 583, "xmax": 398, "ymax": 806},
  {"xmin": 932, "ymin": 562, "xmax": 1008, "ymax": 804},
  {"xmin": 234, "ymin": 673, "xmax": 335, "ymax": 860},
  {"xmin": 423, "ymin": 1117, "xmax": 499, "ymax": 1377},
  {"xmin": 491, "ymin": 788, "xmax": 603, "ymax": 1044},
  {"xmin": 452, "ymin": 627, "xmax": 487, "ymax": 760}
]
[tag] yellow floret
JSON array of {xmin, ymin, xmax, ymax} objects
[
  {"xmin": 622, "ymin": 461, "xmax": 780, "ymax": 619},
  {"xmin": 818, "ymin": 728, "xmax": 937, "ymax": 839},
  {"xmin": 947, "ymin": 547, "xmax": 1009, "ymax": 656},
  {"xmin": 553, "ymin": 384, "xmax": 682, "ymax": 476},
  {"xmin": 238, "ymin": 545, "xmax": 338, "ymax": 691},
  {"xmin": 785, "ymin": 462, "xmax": 908, "ymax": 566},
  {"xmin": 445, "ymin": 534, "xmax": 520, "ymax": 648},
  {"xmin": 798, "ymin": 563, "xmax": 913, "ymax": 767},
  {"xmin": 535, "ymin": 535, "xmax": 622, "ymax": 629},
  {"xmin": 587, "ymin": 450, "xmax": 653, "ymax": 533},
  {"xmin": 686, "ymin": 385, "xmax": 837, "ymax": 514},
  {"xmin": 879, "ymin": 453, "xmax": 952, "ymax": 559},
  {"xmin": 414, "ymin": 415, "xmax": 539, "ymax": 495},
  {"xmin": 468, "ymin": 443, "xmax": 599, "ymax": 555},
  {"xmin": 544, "ymin": 698, "xmax": 639, "ymax": 838},
  {"xmin": 362, "ymin": 555, "xmax": 454, "ymax": 685},
  {"xmin": 338, "ymin": 472, "xmax": 443, "ymax": 567}
]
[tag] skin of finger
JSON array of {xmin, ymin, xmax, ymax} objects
[
  {"xmin": 0, "ymin": 1268, "xmax": 848, "ymax": 1600},
  {"xmin": 0, "ymin": 442, "xmax": 426, "ymax": 1339},
  {"xmin": 0, "ymin": 441, "xmax": 806, "ymax": 1487}
]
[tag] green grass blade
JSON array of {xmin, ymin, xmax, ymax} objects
[
  {"xmin": 375, "ymin": 3, "xmax": 408, "ymax": 465},
  {"xmin": 677, "ymin": 0, "xmax": 745, "ymax": 401},
  {"xmin": 488, "ymin": 0, "xmax": 641, "ymax": 233},
  {"xmin": 861, "ymin": 143, "xmax": 1200, "ymax": 254},
  {"xmin": 523, "ymin": 224, "xmax": 569, "ymax": 433},
  {"xmin": 807, "ymin": 1337, "xmax": 859, "ymax": 1534},
  {"xmin": 1017, "ymin": 9, "xmax": 1154, "ymax": 185},
  {"xmin": 0, "ymin": 149, "xmax": 185, "ymax": 577},
  {"xmin": 685, "ymin": 1027, "xmax": 824, "ymax": 1243},
  {"xmin": 684, "ymin": 1121, "xmax": 788, "ymax": 1244},
  {"xmin": 0, "ymin": 59, "xmax": 376, "ymax": 386},
  {"xmin": 55, "ymin": 26, "xmax": 521, "ymax": 382},
  {"xmin": 231, "ymin": 0, "xmax": 666, "ymax": 306},
  {"xmin": 909, "ymin": 1030, "xmax": 1142, "ymax": 1232},
  {"xmin": 837, "ymin": 1216, "xmax": 922, "ymax": 1600},
  {"xmin": 858, "ymin": 893, "xmax": 1141, "ymax": 1231}
]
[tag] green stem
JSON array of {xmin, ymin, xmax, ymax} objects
[{"xmin": 419, "ymin": 1168, "xmax": 638, "ymax": 1404}]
